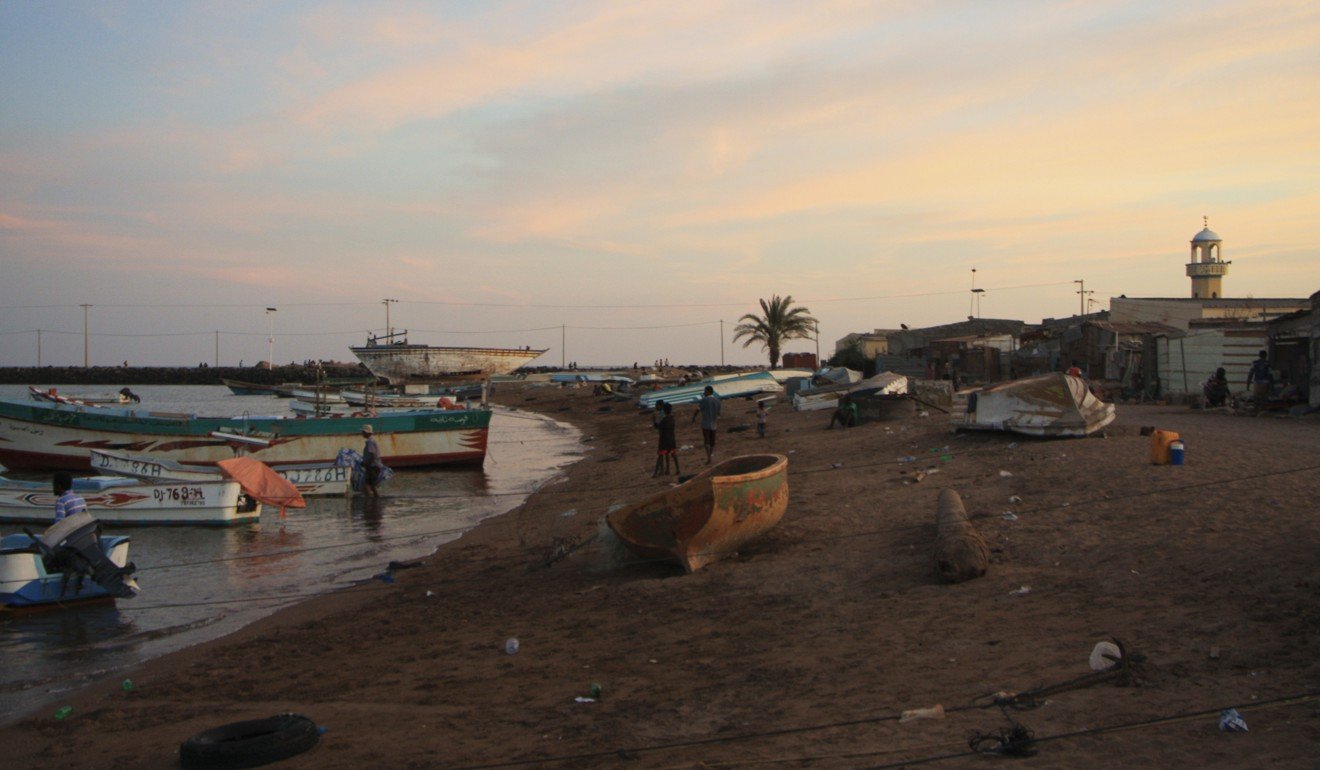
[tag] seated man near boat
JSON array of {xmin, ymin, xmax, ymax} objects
[
  {"xmin": 1202, "ymin": 367, "xmax": 1230, "ymax": 408},
  {"xmin": 827, "ymin": 395, "xmax": 858, "ymax": 429},
  {"xmin": 119, "ymin": 387, "xmax": 141, "ymax": 403}
]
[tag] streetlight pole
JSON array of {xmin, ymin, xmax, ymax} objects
[
  {"xmin": 382, "ymin": 298, "xmax": 398, "ymax": 339},
  {"xmin": 969, "ymin": 268, "xmax": 977, "ymax": 317},
  {"xmin": 1074, "ymin": 279, "xmax": 1085, "ymax": 316},
  {"xmin": 81, "ymin": 304, "xmax": 91, "ymax": 367},
  {"xmin": 266, "ymin": 307, "xmax": 277, "ymax": 370},
  {"xmin": 720, "ymin": 320, "xmax": 725, "ymax": 366},
  {"xmin": 37, "ymin": 329, "xmax": 42, "ymax": 367}
]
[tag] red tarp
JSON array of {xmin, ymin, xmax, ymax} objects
[{"xmin": 216, "ymin": 457, "xmax": 307, "ymax": 513}]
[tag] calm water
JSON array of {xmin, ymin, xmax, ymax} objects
[{"xmin": 0, "ymin": 384, "xmax": 582, "ymax": 722}]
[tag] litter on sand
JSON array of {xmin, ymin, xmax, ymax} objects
[
  {"xmin": 999, "ymin": 470, "xmax": 1013, "ymax": 477},
  {"xmin": 1010, "ymin": 586, "xmax": 1032, "ymax": 597},
  {"xmin": 1219, "ymin": 708, "xmax": 1248, "ymax": 732},
  {"xmin": 899, "ymin": 704, "xmax": 945, "ymax": 723},
  {"xmin": 1002, "ymin": 512, "xmax": 1019, "ymax": 521}
]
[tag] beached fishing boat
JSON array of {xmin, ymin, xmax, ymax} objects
[
  {"xmin": 0, "ymin": 399, "xmax": 491, "ymax": 471},
  {"xmin": 637, "ymin": 371, "xmax": 788, "ymax": 410},
  {"xmin": 350, "ymin": 332, "xmax": 546, "ymax": 385},
  {"xmin": 0, "ymin": 474, "xmax": 260, "ymax": 526},
  {"xmin": 221, "ymin": 378, "xmax": 283, "ymax": 396},
  {"xmin": 606, "ymin": 454, "xmax": 789, "ymax": 573},
  {"xmin": 955, "ymin": 372, "xmax": 1116, "ymax": 437},
  {"xmin": 1, "ymin": 512, "xmax": 139, "ymax": 608},
  {"xmin": 90, "ymin": 448, "xmax": 352, "ymax": 497}
]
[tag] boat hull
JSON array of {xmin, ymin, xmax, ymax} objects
[
  {"xmin": 0, "ymin": 476, "xmax": 260, "ymax": 526},
  {"xmin": 0, "ymin": 533, "xmax": 133, "ymax": 608},
  {"xmin": 606, "ymin": 454, "xmax": 789, "ymax": 573},
  {"xmin": 90, "ymin": 449, "xmax": 351, "ymax": 496},
  {"xmin": 350, "ymin": 345, "xmax": 546, "ymax": 385},
  {"xmin": 0, "ymin": 399, "xmax": 490, "ymax": 471},
  {"xmin": 955, "ymin": 373, "xmax": 1116, "ymax": 437}
]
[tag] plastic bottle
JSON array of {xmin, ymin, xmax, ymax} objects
[
  {"xmin": 122, "ymin": 679, "xmax": 134, "ymax": 692},
  {"xmin": 504, "ymin": 638, "xmax": 519, "ymax": 655},
  {"xmin": 54, "ymin": 706, "xmax": 73, "ymax": 720},
  {"xmin": 589, "ymin": 683, "xmax": 602, "ymax": 699}
]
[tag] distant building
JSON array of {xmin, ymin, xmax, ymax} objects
[{"xmin": 781, "ymin": 352, "xmax": 818, "ymax": 370}]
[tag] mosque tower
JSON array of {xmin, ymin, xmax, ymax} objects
[{"xmin": 1186, "ymin": 216, "xmax": 1229, "ymax": 298}]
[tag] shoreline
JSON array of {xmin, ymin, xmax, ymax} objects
[{"xmin": 1, "ymin": 383, "xmax": 1316, "ymax": 768}]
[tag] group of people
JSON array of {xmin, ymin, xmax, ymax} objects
[
  {"xmin": 651, "ymin": 386, "xmax": 772, "ymax": 477},
  {"xmin": 1201, "ymin": 350, "xmax": 1275, "ymax": 409}
]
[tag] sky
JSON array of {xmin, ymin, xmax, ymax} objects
[{"xmin": 1, "ymin": 1, "xmax": 1317, "ymax": 369}]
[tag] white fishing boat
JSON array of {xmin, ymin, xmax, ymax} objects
[
  {"xmin": 89, "ymin": 449, "xmax": 352, "ymax": 497},
  {"xmin": 0, "ymin": 475, "xmax": 260, "ymax": 526},
  {"xmin": 637, "ymin": 371, "xmax": 786, "ymax": 410},
  {"xmin": 350, "ymin": 332, "xmax": 546, "ymax": 385},
  {"xmin": 1, "ymin": 512, "xmax": 140, "ymax": 608}
]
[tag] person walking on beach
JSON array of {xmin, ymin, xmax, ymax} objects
[
  {"xmin": 653, "ymin": 402, "xmax": 679, "ymax": 477},
  {"xmin": 52, "ymin": 471, "xmax": 87, "ymax": 521},
  {"xmin": 756, "ymin": 401, "xmax": 768, "ymax": 438},
  {"xmin": 691, "ymin": 385, "xmax": 721, "ymax": 463},
  {"xmin": 361, "ymin": 424, "xmax": 383, "ymax": 497}
]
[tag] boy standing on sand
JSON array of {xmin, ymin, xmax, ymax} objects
[
  {"xmin": 652, "ymin": 403, "xmax": 679, "ymax": 477},
  {"xmin": 691, "ymin": 386, "xmax": 721, "ymax": 463}
]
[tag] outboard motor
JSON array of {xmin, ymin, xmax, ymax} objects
[{"xmin": 34, "ymin": 512, "xmax": 139, "ymax": 599}]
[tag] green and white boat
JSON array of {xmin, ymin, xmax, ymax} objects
[{"xmin": 0, "ymin": 399, "xmax": 490, "ymax": 472}]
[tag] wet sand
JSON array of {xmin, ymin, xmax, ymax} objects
[{"xmin": 2, "ymin": 383, "xmax": 1317, "ymax": 768}]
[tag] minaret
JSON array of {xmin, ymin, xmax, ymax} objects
[{"xmin": 1186, "ymin": 216, "xmax": 1229, "ymax": 299}]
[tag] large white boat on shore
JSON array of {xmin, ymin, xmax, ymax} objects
[{"xmin": 350, "ymin": 332, "xmax": 546, "ymax": 385}]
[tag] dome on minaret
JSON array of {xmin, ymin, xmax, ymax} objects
[{"xmin": 1192, "ymin": 226, "xmax": 1221, "ymax": 243}]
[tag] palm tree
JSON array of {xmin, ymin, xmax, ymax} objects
[{"xmin": 732, "ymin": 295, "xmax": 819, "ymax": 368}]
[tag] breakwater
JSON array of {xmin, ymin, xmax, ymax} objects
[{"xmin": 0, "ymin": 364, "xmax": 371, "ymax": 386}]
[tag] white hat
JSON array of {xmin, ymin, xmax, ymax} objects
[{"xmin": 361, "ymin": 424, "xmax": 373, "ymax": 434}]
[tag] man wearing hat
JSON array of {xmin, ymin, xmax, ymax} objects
[{"xmin": 361, "ymin": 424, "xmax": 383, "ymax": 497}]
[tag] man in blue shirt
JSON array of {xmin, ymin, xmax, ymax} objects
[
  {"xmin": 690, "ymin": 386, "xmax": 721, "ymax": 464},
  {"xmin": 53, "ymin": 471, "xmax": 88, "ymax": 521},
  {"xmin": 1246, "ymin": 350, "xmax": 1273, "ymax": 407}
]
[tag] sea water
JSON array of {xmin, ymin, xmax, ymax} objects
[{"xmin": 0, "ymin": 384, "xmax": 582, "ymax": 722}]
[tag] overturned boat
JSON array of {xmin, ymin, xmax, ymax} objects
[
  {"xmin": 0, "ymin": 511, "xmax": 139, "ymax": 608},
  {"xmin": 606, "ymin": 454, "xmax": 789, "ymax": 573},
  {"xmin": 955, "ymin": 373, "xmax": 1116, "ymax": 437}
]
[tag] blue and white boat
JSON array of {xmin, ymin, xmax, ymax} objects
[
  {"xmin": 0, "ymin": 512, "xmax": 140, "ymax": 609},
  {"xmin": 637, "ymin": 370, "xmax": 809, "ymax": 410}
]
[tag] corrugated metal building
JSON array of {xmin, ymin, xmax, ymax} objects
[{"xmin": 1153, "ymin": 324, "xmax": 1267, "ymax": 397}]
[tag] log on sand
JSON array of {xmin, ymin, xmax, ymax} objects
[{"xmin": 934, "ymin": 488, "xmax": 989, "ymax": 583}]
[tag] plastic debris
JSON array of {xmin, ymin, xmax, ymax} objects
[
  {"xmin": 1010, "ymin": 586, "xmax": 1032, "ymax": 597},
  {"xmin": 560, "ymin": 508, "xmax": 577, "ymax": 518},
  {"xmin": 1002, "ymin": 512, "xmax": 1019, "ymax": 521},
  {"xmin": 1219, "ymin": 708, "xmax": 1248, "ymax": 732},
  {"xmin": 1009, "ymin": 495, "xmax": 1023, "ymax": 504},
  {"xmin": 1008, "ymin": 442, "xmax": 1019, "ymax": 449},
  {"xmin": 504, "ymin": 638, "xmax": 520, "ymax": 655},
  {"xmin": 372, "ymin": 571, "xmax": 395, "ymax": 584},
  {"xmin": 830, "ymin": 462, "xmax": 843, "ymax": 469},
  {"xmin": 939, "ymin": 454, "xmax": 953, "ymax": 462},
  {"xmin": 54, "ymin": 706, "xmax": 73, "ymax": 720},
  {"xmin": 899, "ymin": 704, "xmax": 945, "ymax": 723},
  {"xmin": 121, "ymin": 679, "xmax": 133, "ymax": 692},
  {"xmin": 574, "ymin": 696, "xmax": 597, "ymax": 704},
  {"xmin": 589, "ymin": 683, "xmax": 603, "ymax": 699},
  {"xmin": 1089, "ymin": 641, "xmax": 1122, "ymax": 671},
  {"xmin": 998, "ymin": 470, "xmax": 1013, "ymax": 477},
  {"xmin": 898, "ymin": 455, "xmax": 918, "ymax": 464},
  {"xmin": 425, "ymin": 590, "xmax": 435, "ymax": 597}
]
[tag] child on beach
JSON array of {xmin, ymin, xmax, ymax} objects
[
  {"xmin": 653, "ymin": 402, "xmax": 679, "ymax": 477},
  {"xmin": 756, "ymin": 401, "xmax": 768, "ymax": 438}
]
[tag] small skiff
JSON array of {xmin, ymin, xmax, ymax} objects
[
  {"xmin": 90, "ymin": 448, "xmax": 352, "ymax": 497},
  {"xmin": 0, "ymin": 511, "xmax": 140, "ymax": 608},
  {"xmin": 606, "ymin": 454, "xmax": 789, "ymax": 573}
]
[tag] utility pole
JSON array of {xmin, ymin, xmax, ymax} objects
[
  {"xmin": 215, "ymin": 331, "xmax": 220, "ymax": 367},
  {"xmin": 814, "ymin": 320, "xmax": 821, "ymax": 367},
  {"xmin": 720, "ymin": 320, "xmax": 725, "ymax": 366},
  {"xmin": 561, "ymin": 324, "xmax": 566, "ymax": 368},
  {"xmin": 81, "ymin": 304, "xmax": 90, "ymax": 367},
  {"xmin": 969, "ymin": 268, "xmax": 977, "ymax": 318},
  {"xmin": 382, "ymin": 298, "xmax": 398, "ymax": 338},
  {"xmin": 1074, "ymin": 279, "xmax": 1085, "ymax": 315},
  {"xmin": 37, "ymin": 329, "xmax": 42, "ymax": 367},
  {"xmin": 971, "ymin": 288, "xmax": 986, "ymax": 318},
  {"xmin": 266, "ymin": 307, "xmax": 278, "ymax": 370}
]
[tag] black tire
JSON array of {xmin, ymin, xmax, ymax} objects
[{"xmin": 180, "ymin": 712, "xmax": 319, "ymax": 769}]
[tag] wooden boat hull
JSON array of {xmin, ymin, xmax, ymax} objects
[
  {"xmin": 350, "ymin": 344, "xmax": 546, "ymax": 385},
  {"xmin": 0, "ymin": 476, "xmax": 260, "ymax": 526},
  {"xmin": 0, "ymin": 399, "xmax": 490, "ymax": 471},
  {"xmin": 606, "ymin": 454, "xmax": 789, "ymax": 573},
  {"xmin": 955, "ymin": 372, "xmax": 1116, "ymax": 437}
]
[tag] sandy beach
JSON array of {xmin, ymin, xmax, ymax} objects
[{"xmin": 2, "ymin": 382, "xmax": 1317, "ymax": 769}]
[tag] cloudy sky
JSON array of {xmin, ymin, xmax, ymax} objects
[{"xmin": 2, "ymin": 1, "xmax": 1317, "ymax": 368}]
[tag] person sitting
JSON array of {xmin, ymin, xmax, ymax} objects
[
  {"xmin": 827, "ymin": 395, "xmax": 858, "ymax": 429},
  {"xmin": 1202, "ymin": 367, "xmax": 1230, "ymax": 407}
]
